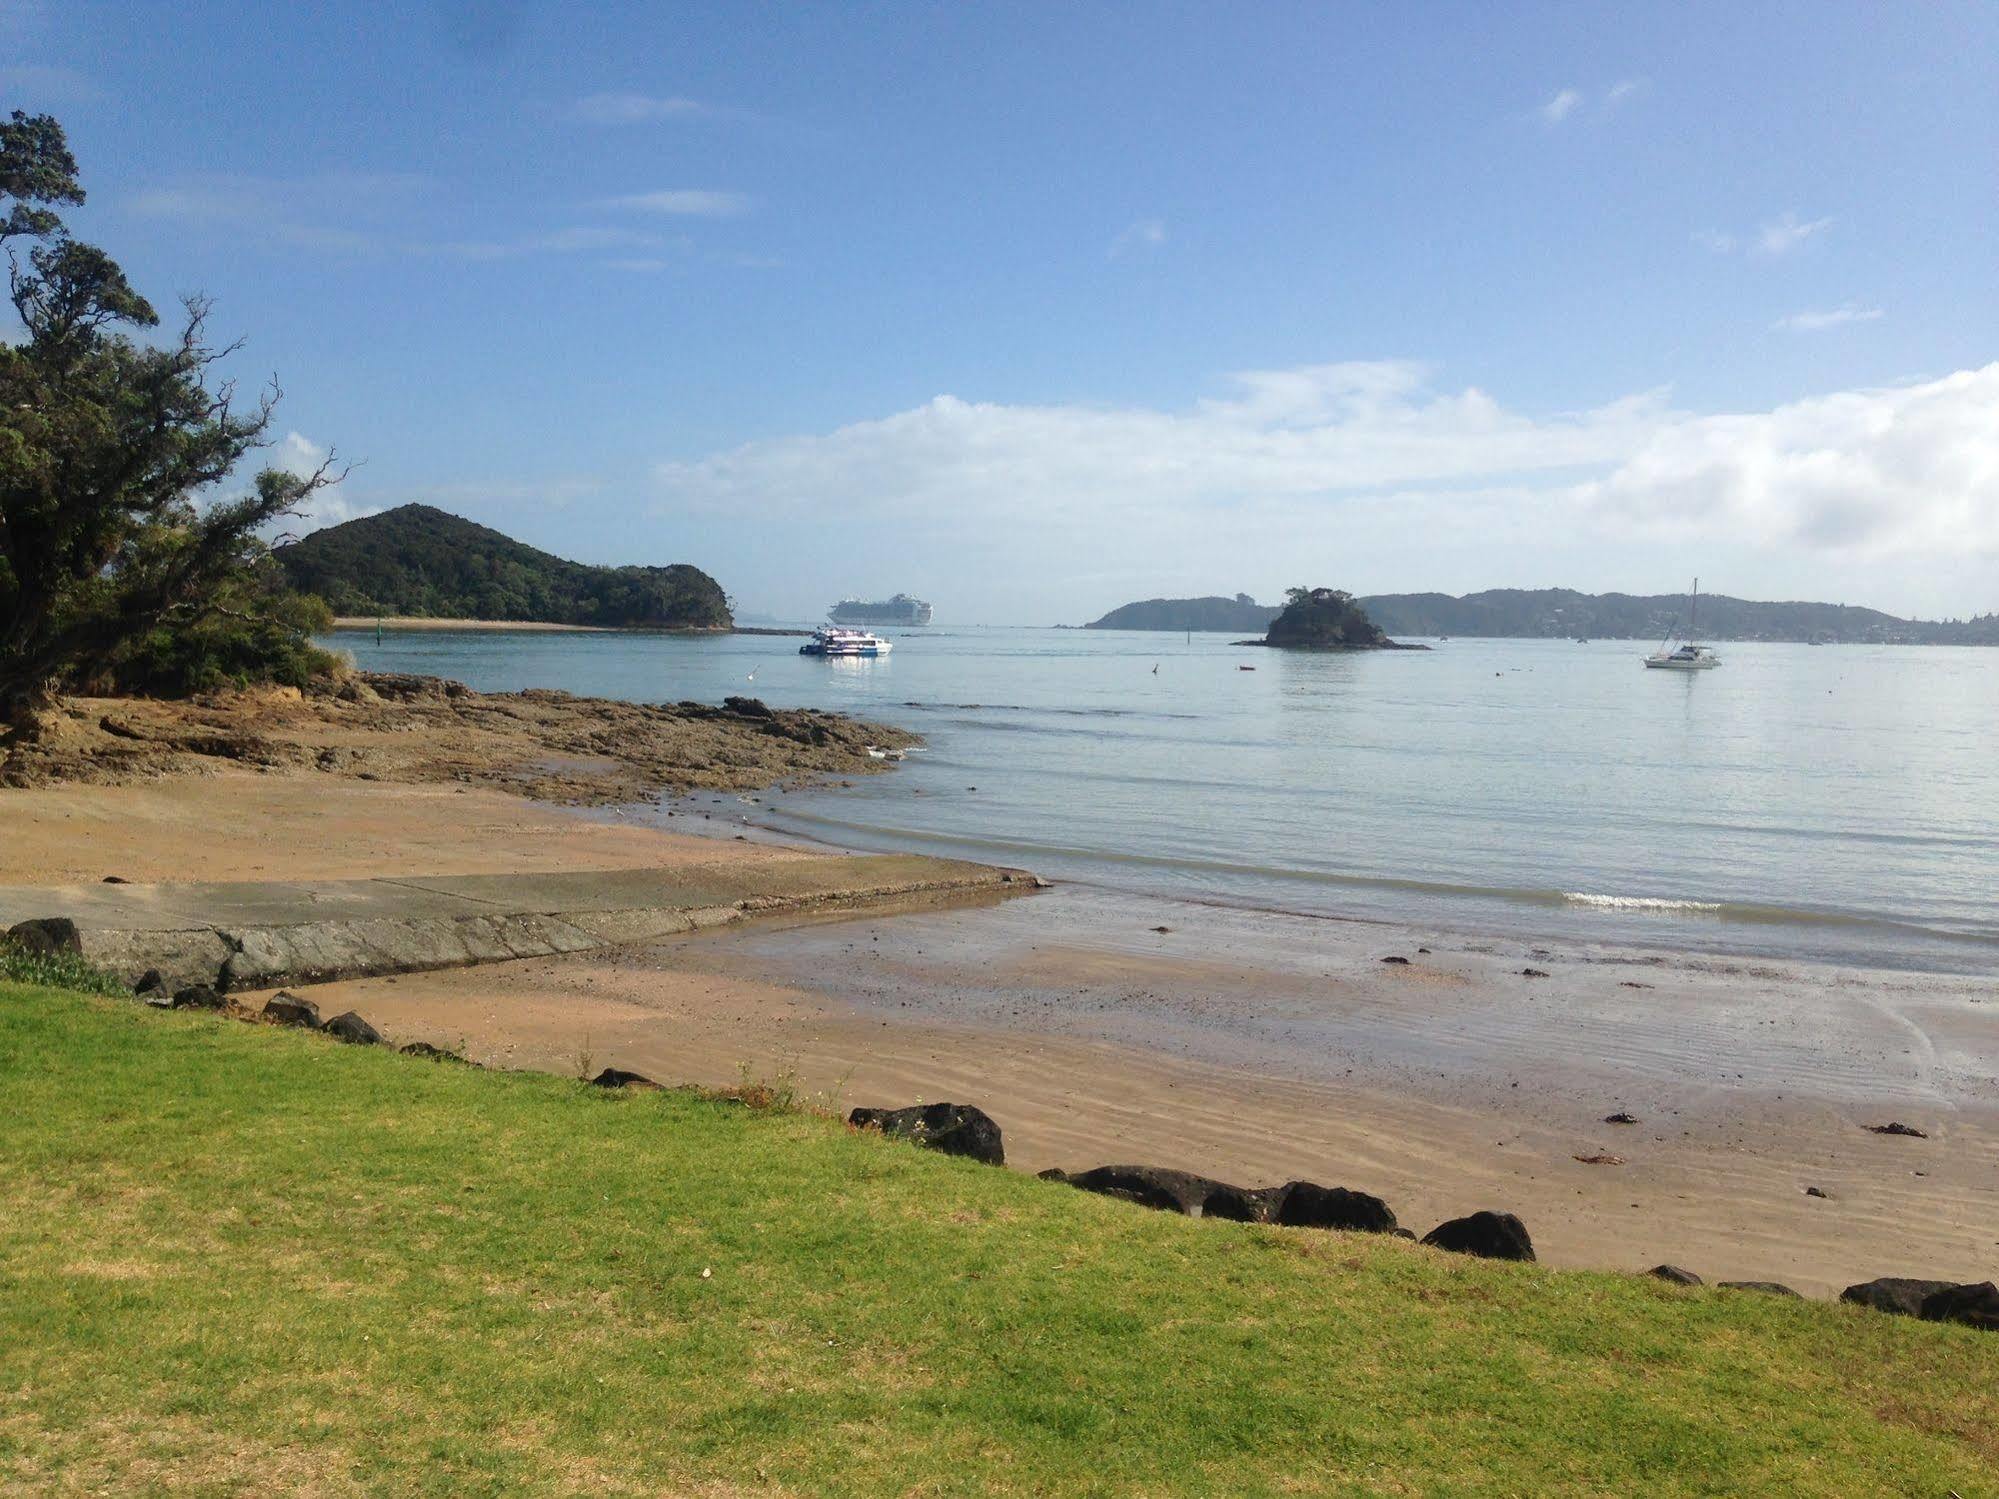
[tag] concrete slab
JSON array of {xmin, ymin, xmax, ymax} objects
[{"xmin": 0, "ymin": 855, "xmax": 1036, "ymax": 993}]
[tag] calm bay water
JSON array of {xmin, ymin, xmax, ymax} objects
[{"xmin": 326, "ymin": 626, "xmax": 1999, "ymax": 975}]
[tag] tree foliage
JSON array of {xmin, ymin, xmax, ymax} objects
[
  {"xmin": 277, "ymin": 504, "xmax": 733, "ymax": 629},
  {"xmin": 0, "ymin": 111, "xmax": 337, "ymax": 716}
]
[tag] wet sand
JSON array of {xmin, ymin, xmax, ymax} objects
[
  {"xmin": 0, "ymin": 772, "xmax": 830, "ymax": 886},
  {"xmin": 256, "ymin": 882, "xmax": 1999, "ymax": 1297}
]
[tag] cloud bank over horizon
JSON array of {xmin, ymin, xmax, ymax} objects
[{"xmin": 648, "ymin": 361, "xmax": 1999, "ymax": 622}]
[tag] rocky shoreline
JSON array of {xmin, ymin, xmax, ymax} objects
[{"xmin": 0, "ymin": 672, "xmax": 919, "ymax": 804}]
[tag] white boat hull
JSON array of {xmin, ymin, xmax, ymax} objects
[{"xmin": 1644, "ymin": 655, "xmax": 1720, "ymax": 670}]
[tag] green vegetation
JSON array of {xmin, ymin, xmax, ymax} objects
[
  {"xmin": 277, "ymin": 504, "xmax": 732, "ymax": 629},
  {"xmin": 1264, "ymin": 586, "xmax": 1393, "ymax": 648},
  {"xmin": 0, "ymin": 940, "xmax": 128, "ymax": 997},
  {"xmin": 2, "ymin": 983, "xmax": 1993, "ymax": 1495},
  {"xmin": 1085, "ymin": 593, "xmax": 1280, "ymax": 632},
  {"xmin": 0, "ymin": 112, "xmax": 338, "ymax": 718}
]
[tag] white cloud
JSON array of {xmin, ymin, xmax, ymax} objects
[
  {"xmin": 1575, "ymin": 365, "xmax": 1999, "ymax": 554},
  {"xmin": 1539, "ymin": 88, "xmax": 1582, "ymax": 124},
  {"xmin": 1108, "ymin": 217, "xmax": 1166, "ymax": 259},
  {"xmin": 571, "ymin": 92, "xmax": 705, "ymax": 124},
  {"xmin": 1605, "ymin": 77, "xmax": 1647, "ymax": 107},
  {"xmin": 1773, "ymin": 303, "xmax": 1883, "ymax": 334},
  {"xmin": 265, "ymin": 433, "xmax": 374, "ymax": 536},
  {"xmin": 1755, "ymin": 210, "xmax": 1834, "ymax": 256},
  {"xmin": 651, "ymin": 362, "xmax": 1999, "ymax": 579},
  {"xmin": 600, "ymin": 189, "xmax": 751, "ymax": 218},
  {"xmin": 1695, "ymin": 211, "xmax": 1834, "ymax": 261},
  {"xmin": 129, "ymin": 172, "xmax": 428, "ymax": 254}
]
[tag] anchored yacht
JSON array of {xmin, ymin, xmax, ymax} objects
[{"xmin": 1644, "ymin": 579, "xmax": 1722, "ymax": 670}]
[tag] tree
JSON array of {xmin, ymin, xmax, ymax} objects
[{"xmin": 0, "ymin": 111, "xmax": 336, "ymax": 720}]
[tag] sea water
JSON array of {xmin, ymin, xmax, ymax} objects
[{"xmin": 325, "ymin": 627, "xmax": 1999, "ymax": 975}]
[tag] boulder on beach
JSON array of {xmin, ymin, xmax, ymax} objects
[
  {"xmin": 1422, "ymin": 1211, "xmax": 1536, "ymax": 1261},
  {"xmin": 261, "ymin": 992, "xmax": 321, "ymax": 1029},
  {"xmin": 400, "ymin": 1041, "xmax": 473, "ymax": 1063},
  {"xmin": 132, "ymin": 969, "xmax": 169, "ymax": 1000},
  {"xmin": 1648, "ymin": 1265, "xmax": 1703, "ymax": 1286},
  {"xmin": 170, "ymin": 985, "xmax": 227, "ymax": 1011},
  {"xmin": 848, "ymin": 1103, "xmax": 1004, "ymax": 1166},
  {"xmin": 1718, "ymin": 1281, "xmax": 1802, "ymax": 1298},
  {"xmin": 1274, "ymin": 1182, "xmax": 1400, "ymax": 1234},
  {"xmin": 590, "ymin": 1068, "xmax": 662, "ymax": 1090},
  {"xmin": 1866, "ymin": 1122, "xmax": 1928, "ymax": 1138},
  {"xmin": 324, "ymin": 1011, "xmax": 386, "ymax": 1046},
  {"xmin": 1840, "ymin": 1277, "xmax": 1957, "ymax": 1318},
  {"xmin": 6, "ymin": 917, "xmax": 81, "ymax": 956},
  {"xmin": 1919, "ymin": 1281, "xmax": 1999, "ymax": 1331},
  {"xmin": 1057, "ymin": 1164, "xmax": 1246, "ymax": 1217}
]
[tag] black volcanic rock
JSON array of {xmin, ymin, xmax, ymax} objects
[
  {"xmin": 1841, "ymin": 1277, "xmax": 1957, "ymax": 1318},
  {"xmin": 1273, "ymin": 1183, "xmax": 1399, "ymax": 1234},
  {"xmin": 1422, "ymin": 1211, "xmax": 1535, "ymax": 1261},
  {"xmin": 848, "ymin": 1103, "xmax": 1004, "ymax": 1166},
  {"xmin": 1920, "ymin": 1281, "xmax": 1999, "ymax": 1331}
]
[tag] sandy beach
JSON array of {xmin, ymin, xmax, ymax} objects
[{"xmin": 3, "ymin": 738, "xmax": 1992, "ymax": 1297}]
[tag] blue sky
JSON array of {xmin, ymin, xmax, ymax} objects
[{"xmin": 9, "ymin": 1, "xmax": 1998, "ymax": 621}]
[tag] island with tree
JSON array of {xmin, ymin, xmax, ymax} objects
[{"xmin": 1246, "ymin": 587, "xmax": 1426, "ymax": 650}]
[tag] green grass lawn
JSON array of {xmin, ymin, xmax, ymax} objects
[{"xmin": 1, "ymin": 982, "xmax": 1992, "ymax": 1496}]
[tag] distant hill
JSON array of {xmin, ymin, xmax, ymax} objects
[
  {"xmin": 1086, "ymin": 594, "xmax": 1280, "ymax": 632},
  {"xmin": 277, "ymin": 506, "xmax": 732, "ymax": 630},
  {"xmin": 1087, "ymin": 586, "xmax": 1997, "ymax": 645},
  {"xmin": 1358, "ymin": 588, "xmax": 1999, "ymax": 645}
]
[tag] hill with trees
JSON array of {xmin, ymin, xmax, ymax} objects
[
  {"xmin": 1358, "ymin": 588, "xmax": 1999, "ymax": 644},
  {"xmin": 1085, "ymin": 586, "xmax": 1998, "ymax": 645},
  {"xmin": 1086, "ymin": 594, "xmax": 1280, "ymax": 632},
  {"xmin": 277, "ymin": 505, "xmax": 733, "ymax": 630}
]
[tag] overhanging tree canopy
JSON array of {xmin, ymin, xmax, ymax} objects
[{"xmin": 0, "ymin": 110, "xmax": 336, "ymax": 717}]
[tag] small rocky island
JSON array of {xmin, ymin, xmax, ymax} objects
[{"xmin": 1243, "ymin": 587, "xmax": 1428, "ymax": 650}]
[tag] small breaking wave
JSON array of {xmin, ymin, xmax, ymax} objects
[{"xmin": 1562, "ymin": 892, "xmax": 1725, "ymax": 914}]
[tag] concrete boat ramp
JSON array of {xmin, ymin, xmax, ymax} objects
[{"xmin": 1, "ymin": 855, "xmax": 1037, "ymax": 994}]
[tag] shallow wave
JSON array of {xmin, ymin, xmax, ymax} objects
[
  {"xmin": 1562, "ymin": 892, "xmax": 1725, "ymax": 914},
  {"xmin": 763, "ymin": 805, "xmax": 1999, "ymax": 953}
]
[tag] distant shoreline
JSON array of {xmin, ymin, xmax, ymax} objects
[{"xmin": 328, "ymin": 617, "xmax": 745, "ymax": 635}]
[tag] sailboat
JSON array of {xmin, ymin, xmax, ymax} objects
[{"xmin": 1644, "ymin": 579, "xmax": 1722, "ymax": 670}]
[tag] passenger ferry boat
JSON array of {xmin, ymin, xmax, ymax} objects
[{"xmin": 799, "ymin": 625, "xmax": 892, "ymax": 658}]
